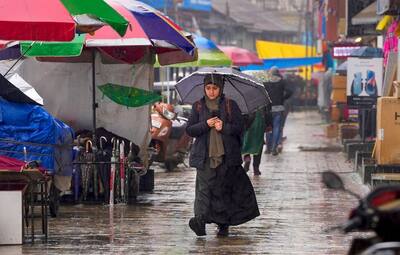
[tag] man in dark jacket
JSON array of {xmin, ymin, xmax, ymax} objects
[{"xmin": 263, "ymin": 66, "xmax": 293, "ymax": 155}]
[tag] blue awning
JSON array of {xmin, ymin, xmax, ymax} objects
[{"xmin": 240, "ymin": 57, "xmax": 322, "ymax": 71}]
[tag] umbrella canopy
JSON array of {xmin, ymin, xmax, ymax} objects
[
  {"xmin": 98, "ymin": 83, "xmax": 161, "ymax": 107},
  {"xmin": 20, "ymin": 0, "xmax": 196, "ymax": 65},
  {"xmin": 0, "ymin": 0, "xmax": 129, "ymax": 42},
  {"xmin": 0, "ymin": 73, "xmax": 43, "ymax": 105},
  {"xmin": 218, "ymin": 46, "xmax": 263, "ymax": 66},
  {"xmin": 175, "ymin": 67, "xmax": 270, "ymax": 114},
  {"xmin": 160, "ymin": 35, "xmax": 231, "ymax": 67}
]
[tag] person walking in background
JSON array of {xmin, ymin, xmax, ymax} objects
[
  {"xmin": 241, "ymin": 106, "xmax": 270, "ymax": 175},
  {"xmin": 263, "ymin": 66, "xmax": 293, "ymax": 156},
  {"xmin": 186, "ymin": 73, "xmax": 259, "ymax": 237}
]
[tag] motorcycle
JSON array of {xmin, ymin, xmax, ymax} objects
[
  {"xmin": 149, "ymin": 102, "xmax": 192, "ymax": 171},
  {"xmin": 322, "ymin": 171, "xmax": 400, "ymax": 255}
]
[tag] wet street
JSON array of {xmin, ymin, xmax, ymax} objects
[{"xmin": 2, "ymin": 111, "xmax": 369, "ymax": 255}]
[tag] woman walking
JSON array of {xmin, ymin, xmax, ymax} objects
[
  {"xmin": 186, "ymin": 73, "xmax": 259, "ymax": 237},
  {"xmin": 242, "ymin": 106, "xmax": 270, "ymax": 175}
]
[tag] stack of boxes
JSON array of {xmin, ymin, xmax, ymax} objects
[
  {"xmin": 375, "ymin": 84, "xmax": 400, "ymax": 165},
  {"xmin": 326, "ymin": 75, "xmax": 348, "ymax": 138}
]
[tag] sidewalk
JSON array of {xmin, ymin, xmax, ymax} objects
[{"xmin": 2, "ymin": 110, "xmax": 369, "ymax": 255}]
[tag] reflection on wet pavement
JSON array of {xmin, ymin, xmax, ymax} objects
[{"xmin": 3, "ymin": 111, "xmax": 369, "ymax": 254}]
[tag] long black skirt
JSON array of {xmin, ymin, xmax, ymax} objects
[{"xmin": 194, "ymin": 161, "xmax": 260, "ymax": 226}]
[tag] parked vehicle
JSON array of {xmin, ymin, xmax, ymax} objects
[
  {"xmin": 322, "ymin": 171, "xmax": 400, "ymax": 255},
  {"xmin": 150, "ymin": 102, "xmax": 192, "ymax": 171}
]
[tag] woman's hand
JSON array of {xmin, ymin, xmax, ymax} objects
[
  {"xmin": 215, "ymin": 119, "xmax": 223, "ymax": 131},
  {"xmin": 207, "ymin": 117, "xmax": 218, "ymax": 127}
]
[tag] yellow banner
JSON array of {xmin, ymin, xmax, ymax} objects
[{"xmin": 256, "ymin": 40, "xmax": 317, "ymax": 59}]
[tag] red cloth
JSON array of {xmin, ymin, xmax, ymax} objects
[{"xmin": 0, "ymin": 155, "xmax": 45, "ymax": 173}]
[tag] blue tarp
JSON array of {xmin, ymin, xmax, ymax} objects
[
  {"xmin": 0, "ymin": 98, "xmax": 74, "ymax": 174},
  {"xmin": 240, "ymin": 57, "xmax": 323, "ymax": 71}
]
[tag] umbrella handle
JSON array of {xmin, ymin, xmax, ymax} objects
[
  {"xmin": 75, "ymin": 135, "xmax": 81, "ymax": 146},
  {"xmin": 85, "ymin": 140, "xmax": 93, "ymax": 153},
  {"xmin": 100, "ymin": 136, "xmax": 107, "ymax": 150},
  {"xmin": 129, "ymin": 142, "xmax": 134, "ymax": 154},
  {"xmin": 120, "ymin": 140, "xmax": 125, "ymax": 153}
]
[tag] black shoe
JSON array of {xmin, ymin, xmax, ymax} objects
[
  {"xmin": 189, "ymin": 217, "xmax": 206, "ymax": 236},
  {"xmin": 217, "ymin": 224, "xmax": 229, "ymax": 237},
  {"xmin": 253, "ymin": 167, "xmax": 261, "ymax": 175},
  {"xmin": 272, "ymin": 149, "xmax": 279, "ymax": 156},
  {"xmin": 264, "ymin": 149, "xmax": 271, "ymax": 154}
]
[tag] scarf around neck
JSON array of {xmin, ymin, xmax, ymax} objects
[{"xmin": 205, "ymin": 96, "xmax": 225, "ymax": 168}]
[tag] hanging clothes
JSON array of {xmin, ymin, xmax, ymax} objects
[{"xmin": 383, "ymin": 19, "xmax": 400, "ymax": 66}]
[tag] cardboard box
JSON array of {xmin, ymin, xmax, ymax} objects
[
  {"xmin": 332, "ymin": 75, "xmax": 347, "ymax": 89},
  {"xmin": 394, "ymin": 82, "xmax": 400, "ymax": 98},
  {"xmin": 331, "ymin": 88, "xmax": 347, "ymax": 103},
  {"xmin": 326, "ymin": 123, "xmax": 339, "ymax": 138},
  {"xmin": 330, "ymin": 105, "xmax": 341, "ymax": 122},
  {"xmin": 375, "ymin": 97, "xmax": 400, "ymax": 165}
]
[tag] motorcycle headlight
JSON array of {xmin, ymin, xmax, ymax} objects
[{"xmin": 162, "ymin": 107, "xmax": 176, "ymax": 120}]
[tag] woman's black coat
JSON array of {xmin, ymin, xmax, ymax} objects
[{"xmin": 186, "ymin": 95, "xmax": 244, "ymax": 170}]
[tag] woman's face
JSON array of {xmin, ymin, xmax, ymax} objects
[{"xmin": 205, "ymin": 84, "xmax": 220, "ymax": 100}]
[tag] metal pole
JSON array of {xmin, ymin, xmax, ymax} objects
[
  {"xmin": 304, "ymin": 0, "xmax": 310, "ymax": 109},
  {"xmin": 166, "ymin": 67, "xmax": 170, "ymax": 104},
  {"xmin": 310, "ymin": 0, "xmax": 315, "ymax": 77},
  {"xmin": 4, "ymin": 42, "xmax": 34, "ymax": 76},
  {"xmin": 161, "ymin": 67, "xmax": 165, "ymax": 103},
  {"xmin": 92, "ymin": 49, "xmax": 97, "ymax": 143}
]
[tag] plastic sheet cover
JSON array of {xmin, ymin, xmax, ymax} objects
[{"xmin": 0, "ymin": 98, "xmax": 73, "ymax": 174}]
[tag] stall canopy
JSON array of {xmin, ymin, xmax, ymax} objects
[
  {"xmin": 218, "ymin": 46, "xmax": 262, "ymax": 66},
  {"xmin": 0, "ymin": 0, "xmax": 129, "ymax": 41},
  {"xmin": 156, "ymin": 35, "xmax": 231, "ymax": 67},
  {"xmin": 241, "ymin": 40, "xmax": 322, "ymax": 71},
  {"xmin": 19, "ymin": 0, "xmax": 197, "ymax": 66},
  {"xmin": 351, "ymin": 1, "xmax": 380, "ymax": 26}
]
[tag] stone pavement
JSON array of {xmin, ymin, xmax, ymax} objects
[{"xmin": 1, "ymin": 111, "xmax": 369, "ymax": 255}]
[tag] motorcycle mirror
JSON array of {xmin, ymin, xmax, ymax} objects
[{"xmin": 322, "ymin": 171, "xmax": 344, "ymax": 190}]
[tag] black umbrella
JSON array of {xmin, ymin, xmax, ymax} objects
[
  {"xmin": 175, "ymin": 67, "xmax": 271, "ymax": 114},
  {"xmin": 0, "ymin": 73, "xmax": 43, "ymax": 105}
]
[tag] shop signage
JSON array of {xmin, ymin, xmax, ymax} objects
[
  {"xmin": 332, "ymin": 45, "xmax": 361, "ymax": 58},
  {"xmin": 347, "ymin": 57, "xmax": 384, "ymax": 108}
]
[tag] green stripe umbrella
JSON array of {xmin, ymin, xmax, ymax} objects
[{"xmin": 0, "ymin": 0, "xmax": 129, "ymax": 42}]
